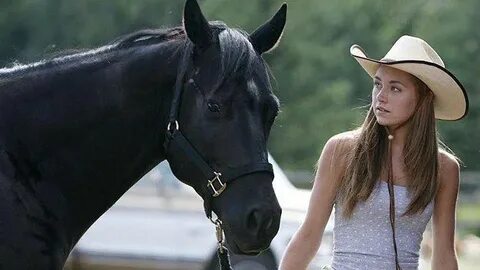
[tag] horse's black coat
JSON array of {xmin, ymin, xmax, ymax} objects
[{"xmin": 0, "ymin": 1, "xmax": 286, "ymax": 269}]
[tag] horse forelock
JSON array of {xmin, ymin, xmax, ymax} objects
[{"xmin": 212, "ymin": 22, "xmax": 274, "ymax": 97}]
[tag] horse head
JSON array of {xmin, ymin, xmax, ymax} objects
[{"xmin": 165, "ymin": 0, "xmax": 286, "ymax": 254}]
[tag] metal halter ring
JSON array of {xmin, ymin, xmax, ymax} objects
[
  {"xmin": 209, "ymin": 215, "xmax": 221, "ymax": 225},
  {"xmin": 209, "ymin": 217, "xmax": 227, "ymax": 252},
  {"xmin": 166, "ymin": 120, "xmax": 179, "ymax": 132},
  {"xmin": 207, "ymin": 172, "xmax": 226, "ymax": 197}
]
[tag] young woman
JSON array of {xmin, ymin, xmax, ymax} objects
[{"xmin": 279, "ymin": 35, "xmax": 468, "ymax": 270}]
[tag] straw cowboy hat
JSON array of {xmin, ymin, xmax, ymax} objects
[{"xmin": 350, "ymin": 35, "xmax": 468, "ymax": 120}]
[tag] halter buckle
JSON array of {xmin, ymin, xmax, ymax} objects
[
  {"xmin": 207, "ymin": 172, "xmax": 226, "ymax": 197},
  {"xmin": 166, "ymin": 120, "xmax": 179, "ymax": 132}
]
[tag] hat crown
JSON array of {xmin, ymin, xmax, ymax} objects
[{"xmin": 382, "ymin": 35, "xmax": 445, "ymax": 67}]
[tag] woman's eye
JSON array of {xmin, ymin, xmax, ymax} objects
[
  {"xmin": 374, "ymin": 81, "xmax": 381, "ymax": 89},
  {"xmin": 207, "ymin": 102, "xmax": 221, "ymax": 113},
  {"xmin": 392, "ymin": 86, "xmax": 401, "ymax": 92}
]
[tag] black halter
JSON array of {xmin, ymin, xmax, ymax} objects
[{"xmin": 163, "ymin": 48, "xmax": 273, "ymax": 218}]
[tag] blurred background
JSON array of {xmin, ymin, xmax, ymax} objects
[{"xmin": 1, "ymin": 0, "xmax": 478, "ymax": 269}]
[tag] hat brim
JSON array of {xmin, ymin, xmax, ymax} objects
[{"xmin": 350, "ymin": 45, "xmax": 468, "ymax": 121}]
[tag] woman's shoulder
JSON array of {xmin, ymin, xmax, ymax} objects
[
  {"xmin": 439, "ymin": 148, "xmax": 460, "ymax": 168},
  {"xmin": 437, "ymin": 149, "xmax": 460, "ymax": 188},
  {"xmin": 326, "ymin": 130, "xmax": 359, "ymax": 151},
  {"xmin": 438, "ymin": 149, "xmax": 460, "ymax": 172},
  {"xmin": 321, "ymin": 130, "xmax": 359, "ymax": 164},
  {"xmin": 315, "ymin": 131, "xmax": 359, "ymax": 189}
]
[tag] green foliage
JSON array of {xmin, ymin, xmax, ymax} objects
[
  {"xmin": 0, "ymin": 0, "xmax": 478, "ymax": 171},
  {"xmin": 0, "ymin": 0, "xmax": 184, "ymax": 64}
]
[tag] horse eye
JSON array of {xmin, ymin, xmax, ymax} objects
[{"xmin": 207, "ymin": 102, "xmax": 221, "ymax": 113}]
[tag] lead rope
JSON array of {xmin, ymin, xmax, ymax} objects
[
  {"xmin": 386, "ymin": 133, "xmax": 402, "ymax": 270},
  {"xmin": 210, "ymin": 217, "xmax": 233, "ymax": 270}
]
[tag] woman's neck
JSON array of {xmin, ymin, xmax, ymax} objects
[{"xmin": 386, "ymin": 121, "xmax": 411, "ymax": 149}]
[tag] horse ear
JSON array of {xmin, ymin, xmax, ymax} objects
[
  {"xmin": 249, "ymin": 3, "xmax": 287, "ymax": 54},
  {"xmin": 249, "ymin": 4, "xmax": 287, "ymax": 54},
  {"xmin": 183, "ymin": 0, "xmax": 213, "ymax": 48}
]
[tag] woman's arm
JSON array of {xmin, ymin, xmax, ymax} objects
[
  {"xmin": 431, "ymin": 152, "xmax": 460, "ymax": 270},
  {"xmin": 279, "ymin": 133, "xmax": 350, "ymax": 270}
]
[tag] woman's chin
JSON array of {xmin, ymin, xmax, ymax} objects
[{"xmin": 375, "ymin": 117, "xmax": 390, "ymax": 126}]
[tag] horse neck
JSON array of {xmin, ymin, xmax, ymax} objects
[{"xmin": 0, "ymin": 39, "xmax": 184, "ymax": 247}]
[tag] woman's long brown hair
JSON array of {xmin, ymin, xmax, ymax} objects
[{"xmin": 337, "ymin": 75, "xmax": 441, "ymax": 217}]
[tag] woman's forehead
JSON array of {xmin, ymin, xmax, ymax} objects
[{"xmin": 375, "ymin": 65, "xmax": 416, "ymax": 86}]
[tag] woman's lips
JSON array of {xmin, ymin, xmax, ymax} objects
[{"xmin": 376, "ymin": 106, "xmax": 390, "ymax": 113}]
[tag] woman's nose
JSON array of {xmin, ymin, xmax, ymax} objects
[{"xmin": 376, "ymin": 88, "xmax": 388, "ymax": 103}]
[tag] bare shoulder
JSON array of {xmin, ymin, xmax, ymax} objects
[
  {"xmin": 310, "ymin": 131, "xmax": 358, "ymax": 209},
  {"xmin": 323, "ymin": 130, "xmax": 358, "ymax": 160},
  {"xmin": 438, "ymin": 149, "xmax": 460, "ymax": 189},
  {"xmin": 318, "ymin": 130, "xmax": 358, "ymax": 177},
  {"xmin": 330, "ymin": 130, "xmax": 358, "ymax": 142}
]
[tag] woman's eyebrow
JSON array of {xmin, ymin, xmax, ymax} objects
[{"xmin": 390, "ymin": 80, "xmax": 407, "ymax": 87}]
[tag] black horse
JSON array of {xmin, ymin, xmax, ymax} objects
[{"xmin": 0, "ymin": 0, "xmax": 286, "ymax": 269}]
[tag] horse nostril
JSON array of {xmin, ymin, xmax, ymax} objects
[
  {"xmin": 246, "ymin": 209, "xmax": 275, "ymax": 236},
  {"xmin": 247, "ymin": 209, "xmax": 260, "ymax": 231},
  {"xmin": 264, "ymin": 215, "xmax": 274, "ymax": 231}
]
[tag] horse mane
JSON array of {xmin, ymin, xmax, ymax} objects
[
  {"xmin": 0, "ymin": 27, "xmax": 186, "ymax": 78},
  {"xmin": 0, "ymin": 22, "xmax": 274, "ymax": 98},
  {"xmin": 113, "ymin": 27, "xmax": 185, "ymax": 49}
]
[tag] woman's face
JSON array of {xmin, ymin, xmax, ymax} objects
[{"xmin": 372, "ymin": 65, "xmax": 419, "ymax": 128}]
